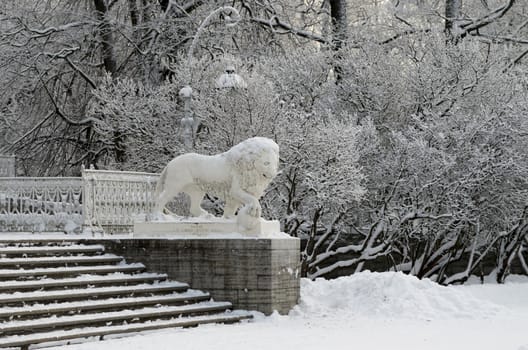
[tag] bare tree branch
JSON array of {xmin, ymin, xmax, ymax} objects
[{"xmin": 380, "ymin": 28, "xmax": 431, "ymax": 45}]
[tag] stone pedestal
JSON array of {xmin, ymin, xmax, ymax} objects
[
  {"xmin": 97, "ymin": 236, "xmax": 300, "ymax": 315},
  {"xmin": 133, "ymin": 219, "xmax": 281, "ymax": 238}
]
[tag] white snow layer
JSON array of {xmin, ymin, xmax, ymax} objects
[
  {"xmin": 49, "ymin": 271, "xmax": 528, "ymax": 350},
  {"xmin": 292, "ymin": 271, "xmax": 500, "ymax": 320}
]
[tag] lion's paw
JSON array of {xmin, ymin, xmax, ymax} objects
[{"xmin": 237, "ymin": 205, "xmax": 260, "ymax": 232}]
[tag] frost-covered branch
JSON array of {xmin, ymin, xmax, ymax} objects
[
  {"xmin": 23, "ymin": 21, "xmax": 92, "ymax": 37},
  {"xmin": 460, "ymin": 0, "xmax": 517, "ymax": 35},
  {"xmin": 251, "ymin": 17, "xmax": 328, "ymax": 44}
]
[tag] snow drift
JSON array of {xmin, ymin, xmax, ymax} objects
[{"xmin": 291, "ymin": 271, "xmax": 500, "ymax": 320}]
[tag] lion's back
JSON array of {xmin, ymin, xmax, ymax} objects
[{"xmin": 166, "ymin": 152, "xmax": 231, "ymax": 184}]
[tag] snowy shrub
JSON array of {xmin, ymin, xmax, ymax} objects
[{"xmin": 323, "ymin": 34, "xmax": 528, "ymax": 283}]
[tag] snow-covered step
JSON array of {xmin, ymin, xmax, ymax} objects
[
  {"xmin": 0, "ymin": 282, "xmax": 189, "ymax": 305},
  {"xmin": 0, "ymin": 238, "xmax": 253, "ymax": 349},
  {"xmin": 0, "ymin": 244, "xmax": 105, "ymax": 256},
  {"xmin": 0, "ymin": 263, "xmax": 146, "ymax": 279},
  {"xmin": 0, "ymin": 291, "xmax": 211, "ymax": 319},
  {"xmin": 0, "ymin": 238, "xmax": 81, "ymax": 245},
  {"xmin": 0, "ymin": 312, "xmax": 253, "ymax": 349},
  {"xmin": 0, "ymin": 301, "xmax": 234, "ymax": 334},
  {"xmin": 0, "ymin": 254, "xmax": 123, "ymax": 267},
  {"xmin": 0, "ymin": 272, "xmax": 167, "ymax": 292}
]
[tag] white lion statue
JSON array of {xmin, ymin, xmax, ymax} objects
[{"xmin": 154, "ymin": 137, "xmax": 279, "ymax": 224}]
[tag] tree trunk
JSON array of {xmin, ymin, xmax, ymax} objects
[
  {"xmin": 94, "ymin": 0, "xmax": 117, "ymax": 74},
  {"xmin": 142, "ymin": 0, "xmax": 152, "ymax": 24},
  {"xmin": 300, "ymin": 208, "xmax": 323, "ymax": 278},
  {"xmin": 445, "ymin": 0, "xmax": 462, "ymax": 42},
  {"xmin": 329, "ymin": 0, "xmax": 347, "ymax": 82},
  {"xmin": 93, "ymin": 0, "xmax": 122, "ymax": 163},
  {"xmin": 159, "ymin": 0, "xmax": 169, "ymax": 13},
  {"xmin": 496, "ymin": 208, "xmax": 528, "ymax": 283},
  {"xmin": 128, "ymin": 0, "xmax": 139, "ymax": 27},
  {"xmin": 329, "ymin": 0, "xmax": 347, "ymax": 50}
]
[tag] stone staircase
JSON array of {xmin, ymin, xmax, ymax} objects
[{"xmin": 0, "ymin": 239, "xmax": 252, "ymax": 349}]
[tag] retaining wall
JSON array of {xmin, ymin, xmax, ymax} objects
[{"xmin": 94, "ymin": 237, "xmax": 300, "ymax": 315}]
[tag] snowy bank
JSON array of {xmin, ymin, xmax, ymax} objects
[{"xmin": 292, "ymin": 271, "xmax": 500, "ymax": 321}]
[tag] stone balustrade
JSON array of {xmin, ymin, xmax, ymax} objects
[
  {"xmin": 0, "ymin": 177, "xmax": 82, "ymax": 232},
  {"xmin": 82, "ymin": 168, "xmax": 159, "ymax": 234},
  {"xmin": 0, "ymin": 168, "xmax": 160, "ymax": 233}
]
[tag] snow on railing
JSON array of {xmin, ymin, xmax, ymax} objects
[
  {"xmin": 82, "ymin": 168, "xmax": 160, "ymax": 234},
  {"xmin": 0, "ymin": 177, "xmax": 83, "ymax": 232},
  {"xmin": 0, "ymin": 156, "xmax": 15, "ymax": 177}
]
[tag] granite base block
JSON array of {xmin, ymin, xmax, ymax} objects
[{"xmin": 91, "ymin": 236, "xmax": 300, "ymax": 315}]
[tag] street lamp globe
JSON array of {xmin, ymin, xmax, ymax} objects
[{"xmin": 215, "ymin": 65, "xmax": 247, "ymax": 89}]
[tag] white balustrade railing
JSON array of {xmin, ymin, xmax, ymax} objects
[
  {"xmin": 0, "ymin": 177, "xmax": 83, "ymax": 232},
  {"xmin": 82, "ymin": 168, "xmax": 160, "ymax": 234},
  {"xmin": 0, "ymin": 156, "xmax": 15, "ymax": 177},
  {"xmin": 0, "ymin": 168, "xmax": 162, "ymax": 234}
]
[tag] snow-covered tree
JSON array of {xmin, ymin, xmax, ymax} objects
[
  {"xmin": 314, "ymin": 32, "xmax": 528, "ymax": 283},
  {"xmin": 87, "ymin": 75, "xmax": 183, "ymax": 171}
]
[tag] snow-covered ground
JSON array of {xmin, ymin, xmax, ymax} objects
[{"xmin": 51, "ymin": 271, "xmax": 528, "ymax": 350}]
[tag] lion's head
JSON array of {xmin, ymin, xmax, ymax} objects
[{"xmin": 225, "ymin": 137, "xmax": 279, "ymax": 195}]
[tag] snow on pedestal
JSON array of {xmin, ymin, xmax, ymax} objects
[{"xmin": 133, "ymin": 216, "xmax": 281, "ymax": 238}]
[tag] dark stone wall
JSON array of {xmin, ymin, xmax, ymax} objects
[{"xmin": 88, "ymin": 238, "xmax": 300, "ymax": 315}]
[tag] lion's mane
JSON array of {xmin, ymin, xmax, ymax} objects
[{"xmin": 223, "ymin": 137, "xmax": 279, "ymax": 196}]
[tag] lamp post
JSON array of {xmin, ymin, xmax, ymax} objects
[
  {"xmin": 179, "ymin": 6, "xmax": 242, "ymax": 149},
  {"xmin": 179, "ymin": 86, "xmax": 194, "ymax": 149}
]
